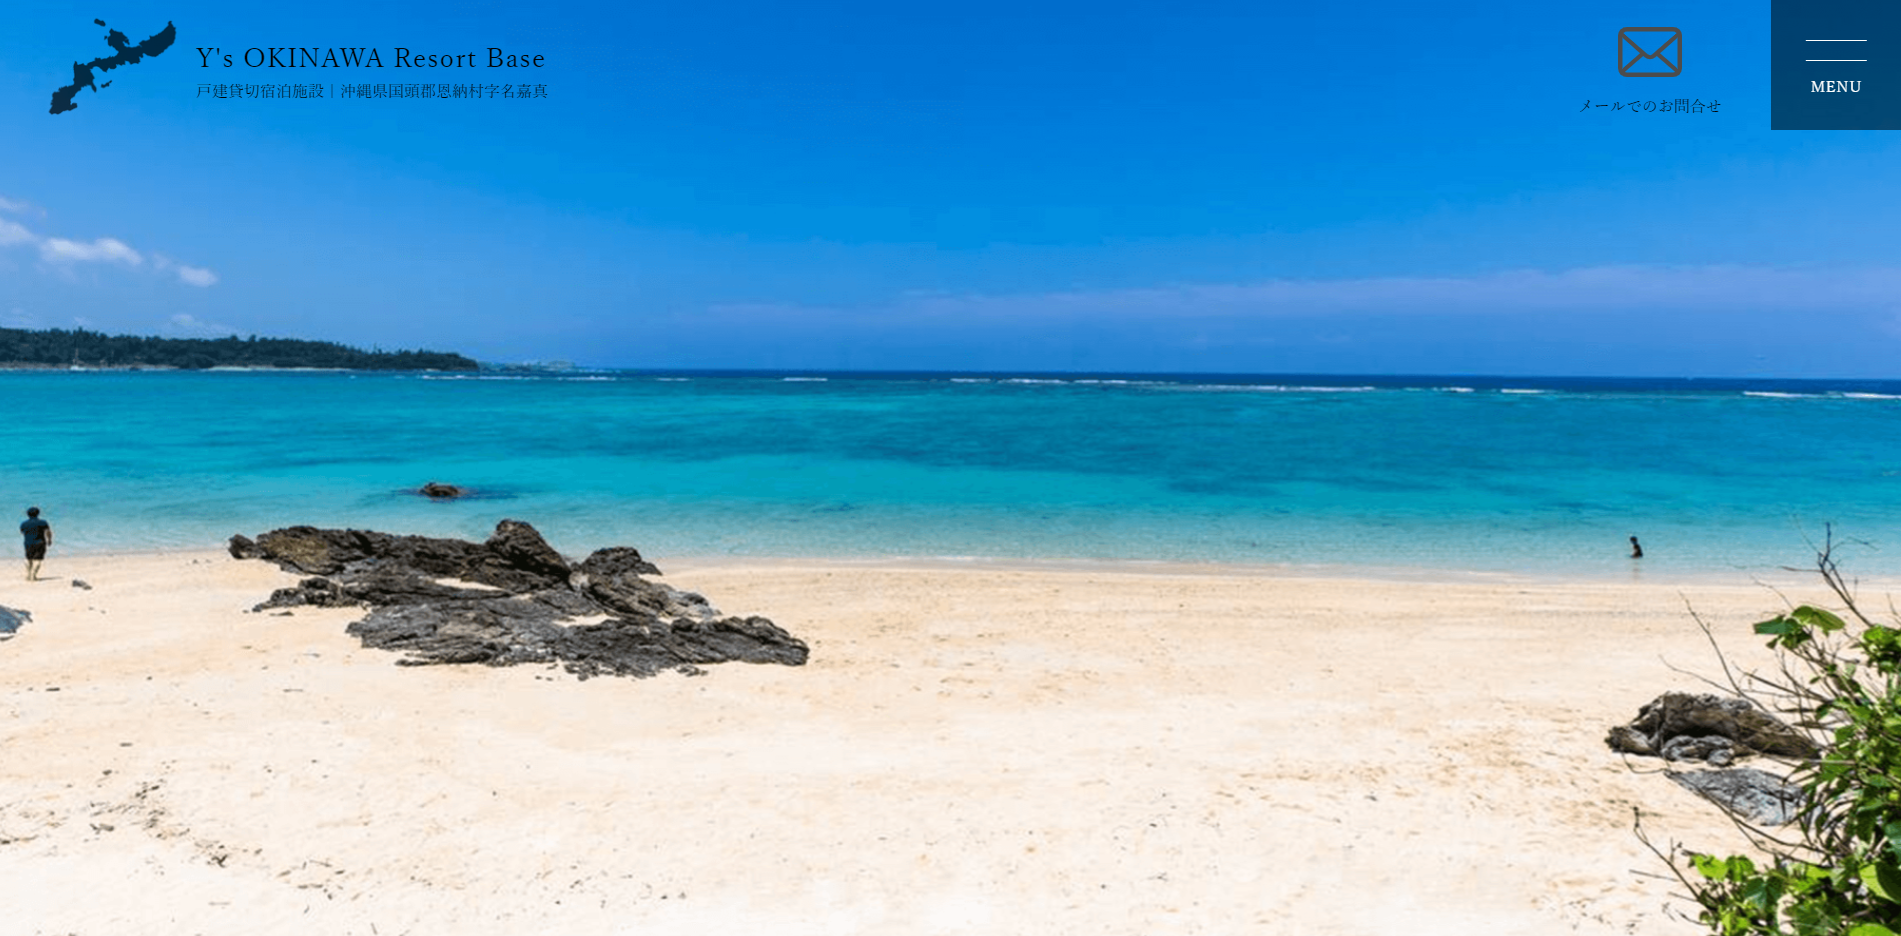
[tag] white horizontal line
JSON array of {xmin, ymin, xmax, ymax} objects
[
  {"xmin": 1807, "ymin": 59, "xmax": 1869, "ymax": 61},
  {"xmin": 1807, "ymin": 39, "xmax": 1867, "ymax": 41}
]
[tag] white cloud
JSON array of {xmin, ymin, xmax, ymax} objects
[
  {"xmin": 0, "ymin": 208, "xmax": 215, "ymax": 287},
  {"xmin": 40, "ymin": 236, "xmax": 142, "ymax": 266},
  {"xmin": 707, "ymin": 264, "xmax": 1901, "ymax": 326},
  {"xmin": 0, "ymin": 219, "xmax": 35, "ymax": 246},
  {"xmin": 1158, "ymin": 265, "xmax": 1901, "ymax": 315},
  {"xmin": 174, "ymin": 264, "xmax": 218, "ymax": 287},
  {"xmin": 0, "ymin": 197, "xmax": 43, "ymax": 218}
]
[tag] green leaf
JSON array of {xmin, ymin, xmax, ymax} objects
[
  {"xmin": 1790, "ymin": 901, "xmax": 1842, "ymax": 936},
  {"xmin": 1862, "ymin": 861, "xmax": 1901, "ymax": 902},
  {"xmin": 1847, "ymin": 925, "xmax": 1899, "ymax": 936},
  {"xmin": 1739, "ymin": 873, "xmax": 1780, "ymax": 912},
  {"xmin": 1793, "ymin": 605, "xmax": 1849, "ymax": 632},
  {"xmin": 1756, "ymin": 616, "xmax": 1799, "ymax": 636},
  {"xmin": 1692, "ymin": 853, "xmax": 1731, "ymax": 880}
]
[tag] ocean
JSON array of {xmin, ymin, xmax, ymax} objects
[{"xmin": 5, "ymin": 369, "xmax": 1899, "ymax": 577}]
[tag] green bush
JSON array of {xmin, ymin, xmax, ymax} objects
[{"xmin": 1643, "ymin": 538, "xmax": 1901, "ymax": 935}]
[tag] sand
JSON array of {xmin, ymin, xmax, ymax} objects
[{"xmin": 0, "ymin": 549, "xmax": 1863, "ymax": 935}]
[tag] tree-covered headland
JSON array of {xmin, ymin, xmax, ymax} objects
[{"xmin": 0, "ymin": 327, "xmax": 478, "ymax": 371}]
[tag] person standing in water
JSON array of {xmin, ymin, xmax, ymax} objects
[
  {"xmin": 20, "ymin": 507, "xmax": 51, "ymax": 581},
  {"xmin": 1629, "ymin": 535, "xmax": 1643, "ymax": 559}
]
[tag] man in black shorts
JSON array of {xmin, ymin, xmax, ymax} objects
[{"xmin": 21, "ymin": 507, "xmax": 51, "ymax": 581}]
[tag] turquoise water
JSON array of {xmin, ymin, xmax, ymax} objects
[{"xmin": 4, "ymin": 370, "xmax": 1900, "ymax": 576}]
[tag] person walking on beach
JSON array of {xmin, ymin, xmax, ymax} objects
[
  {"xmin": 1629, "ymin": 535, "xmax": 1643, "ymax": 559},
  {"xmin": 21, "ymin": 507, "xmax": 51, "ymax": 581}
]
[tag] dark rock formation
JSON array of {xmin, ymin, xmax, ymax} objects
[
  {"xmin": 1669, "ymin": 768, "xmax": 1805, "ymax": 826},
  {"xmin": 577, "ymin": 545, "xmax": 663, "ymax": 578},
  {"xmin": 419, "ymin": 481, "xmax": 466, "ymax": 499},
  {"xmin": 228, "ymin": 533, "xmax": 264, "ymax": 560},
  {"xmin": 484, "ymin": 520, "xmax": 570, "ymax": 586},
  {"xmin": 1658, "ymin": 734, "xmax": 1740, "ymax": 767},
  {"xmin": 254, "ymin": 576, "xmax": 359, "ymax": 610},
  {"xmin": 0, "ymin": 605, "xmax": 27, "ymax": 638},
  {"xmin": 1610, "ymin": 692, "xmax": 1817, "ymax": 826},
  {"xmin": 566, "ymin": 544, "xmax": 716, "ymax": 620},
  {"xmin": 232, "ymin": 520, "xmax": 808, "ymax": 680},
  {"xmin": 1606, "ymin": 692, "xmax": 1820, "ymax": 764},
  {"xmin": 230, "ymin": 523, "xmax": 569, "ymax": 592}
]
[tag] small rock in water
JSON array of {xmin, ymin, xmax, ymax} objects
[{"xmin": 419, "ymin": 481, "xmax": 466, "ymax": 499}]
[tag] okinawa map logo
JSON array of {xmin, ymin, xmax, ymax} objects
[{"xmin": 48, "ymin": 18, "xmax": 177, "ymax": 115}]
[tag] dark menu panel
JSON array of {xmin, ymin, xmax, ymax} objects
[{"xmin": 1773, "ymin": 0, "xmax": 1900, "ymax": 129}]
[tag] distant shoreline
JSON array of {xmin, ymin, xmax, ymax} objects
[
  {"xmin": 0, "ymin": 363, "xmax": 461, "ymax": 373},
  {"xmin": 0, "ymin": 326, "xmax": 477, "ymax": 371}
]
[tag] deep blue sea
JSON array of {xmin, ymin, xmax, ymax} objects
[{"xmin": 4, "ymin": 369, "xmax": 1900, "ymax": 576}]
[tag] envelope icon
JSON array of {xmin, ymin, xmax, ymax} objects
[{"xmin": 1619, "ymin": 27, "xmax": 1682, "ymax": 76}]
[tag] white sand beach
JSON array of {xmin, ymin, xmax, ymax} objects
[{"xmin": 0, "ymin": 550, "xmax": 1853, "ymax": 935}]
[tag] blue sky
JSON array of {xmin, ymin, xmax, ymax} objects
[{"xmin": 1, "ymin": 0, "xmax": 1898, "ymax": 375}]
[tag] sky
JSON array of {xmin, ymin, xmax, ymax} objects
[{"xmin": 1, "ymin": 0, "xmax": 1898, "ymax": 376}]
